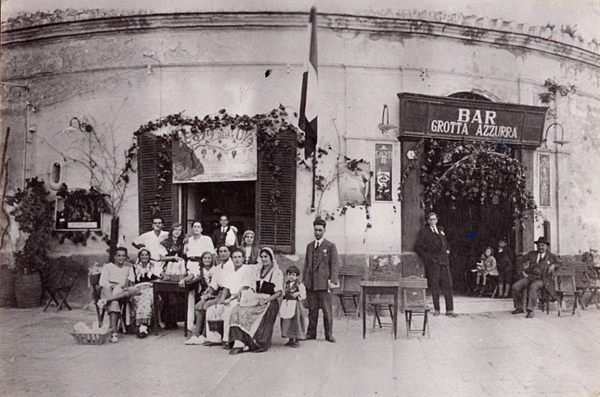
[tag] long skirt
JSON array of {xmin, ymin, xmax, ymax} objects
[
  {"xmin": 280, "ymin": 300, "xmax": 306, "ymax": 339},
  {"xmin": 229, "ymin": 299, "xmax": 280, "ymax": 351},
  {"xmin": 129, "ymin": 283, "xmax": 154, "ymax": 325}
]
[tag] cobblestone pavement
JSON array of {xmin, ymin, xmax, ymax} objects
[{"xmin": 0, "ymin": 296, "xmax": 598, "ymax": 397}]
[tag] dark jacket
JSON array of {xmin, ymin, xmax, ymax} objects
[
  {"xmin": 414, "ymin": 226, "xmax": 450, "ymax": 266},
  {"xmin": 517, "ymin": 250, "xmax": 561, "ymax": 298},
  {"xmin": 497, "ymin": 246, "xmax": 515, "ymax": 272},
  {"xmin": 302, "ymin": 239, "xmax": 340, "ymax": 291}
]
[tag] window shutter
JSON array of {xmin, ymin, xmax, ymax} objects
[
  {"xmin": 256, "ymin": 129, "xmax": 297, "ymax": 254},
  {"xmin": 137, "ymin": 133, "xmax": 173, "ymax": 234}
]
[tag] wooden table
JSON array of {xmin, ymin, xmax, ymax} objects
[
  {"xmin": 152, "ymin": 279, "xmax": 200, "ymax": 337},
  {"xmin": 360, "ymin": 280, "xmax": 401, "ymax": 339}
]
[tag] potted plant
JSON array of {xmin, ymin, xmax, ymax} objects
[{"xmin": 5, "ymin": 177, "xmax": 54, "ymax": 308}]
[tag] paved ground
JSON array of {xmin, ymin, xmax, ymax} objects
[{"xmin": 1, "ymin": 296, "xmax": 599, "ymax": 397}]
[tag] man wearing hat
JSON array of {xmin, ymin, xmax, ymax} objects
[{"xmin": 511, "ymin": 237, "xmax": 561, "ymax": 318}]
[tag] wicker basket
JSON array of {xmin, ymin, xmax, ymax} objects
[{"xmin": 70, "ymin": 330, "xmax": 112, "ymax": 345}]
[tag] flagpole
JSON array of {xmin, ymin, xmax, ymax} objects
[{"xmin": 311, "ymin": 149, "xmax": 316, "ymax": 211}]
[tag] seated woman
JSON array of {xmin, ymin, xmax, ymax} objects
[
  {"xmin": 186, "ymin": 246, "xmax": 232, "ymax": 345},
  {"xmin": 158, "ymin": 223, "xmax": 186, "ymax": 329},
  {"xmin": 239, "ymin": 230, "xmax": 260, "ymax": 265},
  {"xmin": 228, "ymin": 247, "xmax": 284, "ymax": 354},
  {"xmin": 128, "ymin": 248, "xmax": 161, "ymax": 337},
  {"xmin": 179, "ymin": 223, "xmax": 213, "ymax": 289},
  {"xmin": 99, "ymin": 248, "xmax": 159, "ymax": 338},
  {"xmin": 204, "ymin": 248, "xmax": 255, "ymax": 347}
]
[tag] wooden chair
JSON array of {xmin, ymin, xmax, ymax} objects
[
  {"xmin": 554, "ymin": 269, "xmax": 583, "ymax": 316},
  {"xmin": 332, "ymin": 267, "xmax": 365, "ymax": 316},
  {"xmin": 570, "ymin": 261, "xmax": 599, "ymax": 309},
  {"xmin": 43, "ymin": 268, "xmax": 80, "ymax": 312},
  {"xmin": 400, "ymin": 276, "xmax": 430, "ymax": 338},
  {"xmin": 89, "ymin": 272, "xmax": 127, "ymax": 333}
]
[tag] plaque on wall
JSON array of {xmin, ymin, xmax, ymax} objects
[
  {"xmin": 539, "ymin": 153, "xmax": 551, "ymax": 207},
  {"xmin": 375, "ymin": 143, "xmax": 393, "ymax": 202}
]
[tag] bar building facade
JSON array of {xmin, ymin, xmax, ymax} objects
[{"xmin": 2, "ymin": 2, "xmax": 599, "ymax": 295}]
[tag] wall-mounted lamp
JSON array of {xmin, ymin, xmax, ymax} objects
[
  {"xmin": 378, "ymin": 104, "xmax": 398, "ymax": 134},
  {"xmin": 543, "ymin": 122, "xmax": 569, "ymax": 147},
  {"xmin": 64, "ymin": 117, "xmax": 93, "ymax": 133}
]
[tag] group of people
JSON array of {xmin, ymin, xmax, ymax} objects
[
  {"xmin": 98, "ymin": 215, "xmax": 341, "ymax": 352},
  {"xmin": 471, "ymin": 237, "xmax": 516, "ymax": 298},
  {"xmin": 415, "ymin": 211, "xmax": 561, "ymax": 319}
]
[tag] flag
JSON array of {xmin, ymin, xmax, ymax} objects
[{"xmin": 299, "ymin": 7, "xmax": 318, "ymax": 159}]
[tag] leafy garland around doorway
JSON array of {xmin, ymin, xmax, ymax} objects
[
  {"xmin": 132, "ymin": 106, "xmax": 371, "ymax": 226},
  {"xmin": 420, "ymin": 139, "xmax": 537, "ymax": 228},
  {"xmin": 132, "ymin": 106, "xmax": 306, "ymax": 215}
]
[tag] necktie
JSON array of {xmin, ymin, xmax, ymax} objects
[
  {"xmin": 432, "ymin": 227, "xmax": 438, "ymax": 234},
  {"xmin": 315, "ymin": 242, "xmax": 320, "ymax": 252},
  {"xmin": 222, "ymin": 227, "xmax": 226, "ymax": 233}
]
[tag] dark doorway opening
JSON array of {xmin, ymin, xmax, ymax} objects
[
  {"xmin": 182, "ymin": 181, "xmax": 255, "ymax": 242},
  {"xmin": 434, "ymin": 201, "xmax": 516, "ymax": 294}
]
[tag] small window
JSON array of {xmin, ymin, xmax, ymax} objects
[
  {"xmin": 448, "ymin": 92, "xmax": 492, "ymax": 101},
  {"xmin": 49, "ymin": 161, "xmax": 64, "ymax": 190},
  {"xmin": 52, "ymin": 163, "xmax": 61, "ymax": 184}
]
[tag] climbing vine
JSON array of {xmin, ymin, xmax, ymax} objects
[
  {"xmin": 133, "ymin": 105, "xmax": 305, "ymax": 215},
  {"xmin": 420, "ymin": 139, "xmax": 536, "ymax": 228}
]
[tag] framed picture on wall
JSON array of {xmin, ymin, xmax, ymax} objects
[
  {"xmin": 375, "ymin": 143, "xmax": 393, "ymax": 201},
  {"xmin": 539, "ymin": 153, "xmax": 551, "ymax": 207}
]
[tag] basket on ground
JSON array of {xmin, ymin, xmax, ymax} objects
[{"xmin": 70, "ymin": 329, "xmax": 112, "ymax": 345}]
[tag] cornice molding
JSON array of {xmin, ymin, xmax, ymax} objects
[{"xmin": 2, "ymin": 10, "xmax": 599, "ymax": 68}]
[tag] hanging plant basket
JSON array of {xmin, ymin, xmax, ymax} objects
[{"xmin": 15, "ymin": 272, "xmax": 43, "ymax": 308}]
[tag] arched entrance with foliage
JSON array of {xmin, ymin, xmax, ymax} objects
[{"xmin": 420, "ymin": 139, "xmax": 537, "ymax": 293}]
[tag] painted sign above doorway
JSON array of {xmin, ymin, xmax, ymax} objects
[
  {"xmin": 172, "ymin": 127, "xmax": 257, "ymax": 183},
  {"xmin": 397, "ymin": 93, "xmax": 548, "ymax": 148}
]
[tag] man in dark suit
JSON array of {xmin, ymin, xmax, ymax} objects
[
  {"xmin": 511, "ymin": 237, "xmax": 561, "ymax": 318},
  {"xmin": 211, "ymin": 215, "xmax": 238, "ymax": 251},
  {"xmin": 303, "ymin": 218, "xmax": 340, "ymax": 342},
  {"xmin": 414, "ymin": 212, "xmax": 458, "ymax": 317}
]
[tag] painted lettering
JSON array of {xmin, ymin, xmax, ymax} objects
[{"xmin": 457, "ymin": 108, "xmax": 470, "ymax": 123}]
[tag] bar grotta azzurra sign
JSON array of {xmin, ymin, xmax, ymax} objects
[
  {"xmin": 398, "ymin": 93, "xmax": 548, "ymax": 147},
  {"xmin": 172, "ymin": 127, "xmax": 257, "ymax": 183}
]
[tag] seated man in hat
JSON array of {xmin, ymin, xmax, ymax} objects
[{"xmin": 511, "ymin": 237, "xmax": 561, "ymax": 318}]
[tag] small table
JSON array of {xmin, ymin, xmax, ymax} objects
[
  {"xmin": 152, "ymin": 279, "xmax": 201, "ymax": 337},
  {"xmin": 360, "ymin": 280, "xmax": 401, "ymax": 339}
]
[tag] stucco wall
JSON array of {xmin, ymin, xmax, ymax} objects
[{"xmin": 1, "ymin": 8, "xmax": 599, "ymax": 268}]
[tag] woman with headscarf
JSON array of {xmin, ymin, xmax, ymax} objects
[
  {"xmin": 128, "ymin": 248, "xmax": 160, "ymax": 337},
  {"xmin": 228, "ymin": 247, "xmax": 284, "ymax": 354},
  {"xmin": 239, "ymin": 230, "xmax": 260, "ymax": 265}
]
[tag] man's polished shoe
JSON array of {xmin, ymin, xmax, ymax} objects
[
  {"xmin": 433, "ymin": 310, "xmax": 441, "ymax": 316},
  {"xmin": 305, "ymin": 335, "xmax": 316, "ymax": 340},
  {"xmin": 511, "ymin": 308, "xmax": 525, "ymax": 315},
  {"xmin": 526, "ymin": 310, "xmax": 534, "ymax": 318},
  {"xmin": 445, "ymin": 311, "xmax": 459, "ymax": 318},
  {"xmin": 326, "ymin": 336, "xmax": 336, "ymax": 343}
]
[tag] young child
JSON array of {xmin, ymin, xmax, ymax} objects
[
  {"xmin": 473, "ymin": 247, "xmax": 498, "ymax": 290},
  {"xmin": 280, "ymin": 265, "xmax": 306, "ymax": 348}
]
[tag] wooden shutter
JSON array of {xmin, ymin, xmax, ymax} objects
[
  {"xmin": 256, "ymin": 129, "xmax": 297, "ymax": 254},
  {"xmin": 137, "ymin": 133, "xmax": 174, "ymax": 234}
]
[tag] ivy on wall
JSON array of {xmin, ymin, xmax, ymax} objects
[
  {"xmin": 133, "ymin": 106, "xmax": 305, "ymax": 215},
  {"xmin": 420, "ymin": 139, "xmax": 537, "ymax": 228}
]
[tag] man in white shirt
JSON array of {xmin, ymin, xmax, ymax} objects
[
  {"xmin": 98, "ymin": 247, "xmax": 134, "ymax": 343},
  {"xmin": 132, "ymin": 216, "xmax": 168, "ymax": 272}
]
